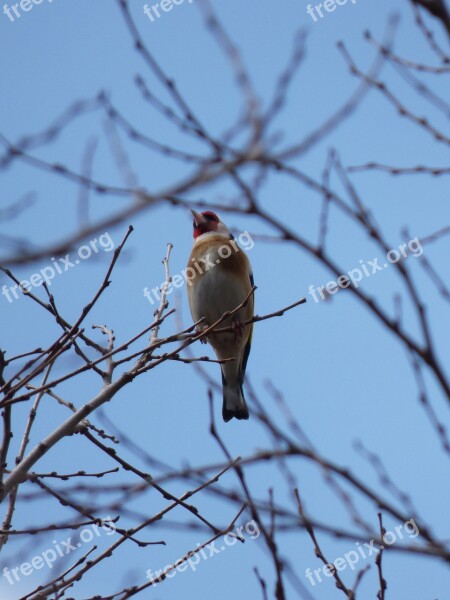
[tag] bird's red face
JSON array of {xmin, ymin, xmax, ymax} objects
[{"xmin": 191, "ymin": 210, "xmax": 220, "ymax": 239}]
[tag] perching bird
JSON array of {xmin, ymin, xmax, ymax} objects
[{"xmin": 187, "ymin": 210, "xmax": 254, "ymax": 421}]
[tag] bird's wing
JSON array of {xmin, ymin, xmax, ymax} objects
[{"xmin": 239, "ymin": 270, "xmax": 254, "ymax": 385}]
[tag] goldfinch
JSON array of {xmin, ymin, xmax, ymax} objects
[{"xmin": 187, "ymin": 210, "xmax": 254, "ymax": 421}]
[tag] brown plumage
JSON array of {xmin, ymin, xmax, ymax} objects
[{"xmin": 187, "ymin": 212, "xmax": 254, "ymax": 421}]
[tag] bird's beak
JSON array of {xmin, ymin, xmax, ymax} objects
[{"xmin": 191, "ymin": 210, "xmax": 207, "ymax": 226}]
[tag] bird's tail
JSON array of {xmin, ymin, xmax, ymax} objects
[{"xmin": 222, "ymin": 372, "xmax": 249, "ymax": 422}]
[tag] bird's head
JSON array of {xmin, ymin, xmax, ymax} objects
[{"xmin": 191, "ymin": 210, "xmax": 230, "ymax": 239}]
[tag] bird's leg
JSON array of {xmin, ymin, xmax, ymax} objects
[
  {"xmin": 196, "ymin": 323, "xmax": 209, "ymax": 344},
  {"xmin": 231, "ymin": 316, "xmax": 245, "ymax": 341}
]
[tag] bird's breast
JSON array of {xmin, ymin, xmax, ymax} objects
[{"xmin": 187, "ymin": 235, "xmax": 252, "ymax": 326}]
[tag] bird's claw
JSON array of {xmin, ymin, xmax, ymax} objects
[
  {"xmin": 196, "ymin": 324, "xmax": 209, "ymax": 344},
  {"xmin": 232, "ymin": 317, "xmax": 245, "ymax": 341}
]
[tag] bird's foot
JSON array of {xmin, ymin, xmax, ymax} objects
[
  {"xmin": 196, "ymin": 324, "xmax": 209, "ymax": 344},
  {"xmin": 231, "ymin": 317, "xmax": 245, "ymax": 341}
]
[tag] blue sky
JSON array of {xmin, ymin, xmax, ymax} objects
[{"xmin": 1, "ymin": 0, "xmax": 450, "ymax": 598}]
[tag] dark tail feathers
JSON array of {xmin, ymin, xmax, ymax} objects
[{"xmin": 221, "ymin": 372, "xmax": 249, "ymax": 422}]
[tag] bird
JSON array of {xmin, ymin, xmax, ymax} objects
[{"xmin": 187, "ymin": 210, "xmax": 254, "ymax": 422}]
